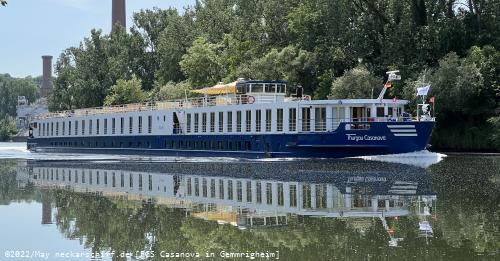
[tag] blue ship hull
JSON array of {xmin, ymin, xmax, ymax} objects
[{"xmin": 27, "ymin": 122, "xmax": 434, "ymax": 158}]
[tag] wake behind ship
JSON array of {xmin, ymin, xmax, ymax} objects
[{"xmin": 27, "ymin": 72, "xmax": 435, "ymax": 158}]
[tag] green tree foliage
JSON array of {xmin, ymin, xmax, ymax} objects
[
  {"xmin": 0, "ymin": 116, "xmax": 17, "ymax": 141},
  {"xmin": 330, "ymin": 66, "xmax": 382, "ymax": 99},
  {"xmin": 0, "ymin": 74, "xmax": 38, "ymax": 117},
  {"xmin": 47, "ymin": 0, "xmax": 500, "ymax": 150},
  {"xmin": 104, "ymin": 76, "xmax": 146, "ymax": 106},
  {"xmin": 150, "ymin": 81, "xmax": 191, "ymax": 101},
  {"xmin": 180, "ymin": 37, "xmax": 224, "ymax": 87}
]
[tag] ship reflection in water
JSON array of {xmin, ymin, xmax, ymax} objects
[{"xmin": 17, "ymin": 159, "xmax": 437, "ymax": 249}]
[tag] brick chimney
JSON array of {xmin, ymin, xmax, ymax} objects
[
  {"xmin": 112, "ymin": 0, "xmax": 126, "ymax": 31},
  {"xmin": 40, "ymin": 55, "xmax": 53, "ymax": 98}
]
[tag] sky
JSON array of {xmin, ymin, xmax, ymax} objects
[{"xmin": 0, "ymin": 0, "xmax": 195, "ymax": 78}]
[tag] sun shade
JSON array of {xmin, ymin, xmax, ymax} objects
[{"xmin": 191, "ymin": 81, "xmax": 237, "ymax": 95}]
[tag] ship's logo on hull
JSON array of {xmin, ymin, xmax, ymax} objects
[{"xmin": 346, "ymin": 134, "xmax": 387, "ymax": 142}]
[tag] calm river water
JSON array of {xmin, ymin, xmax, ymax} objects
[{"xmin": 0, "ymin": 142, "xmax": 498, "ymax": 260}]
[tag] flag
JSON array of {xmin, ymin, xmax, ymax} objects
[
  {"xmin": 384, "ymin": 81, "xmax": 392, "ymax": 88},
  {"xmin": 417, "ymin": 85, "xmax": 430, "ymax": 96},
  {"xmin": 429, "ymin": 96, "xmax": 435, "ymax": 103}
]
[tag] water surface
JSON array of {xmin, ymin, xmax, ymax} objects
[{"xmin": 0, "ymin": 142, "xmax": 498, "ymax": 260}]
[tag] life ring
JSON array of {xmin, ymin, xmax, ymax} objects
[{"xmin": 247, "ymin": 95, "xmax": 255, "ymax": 104}]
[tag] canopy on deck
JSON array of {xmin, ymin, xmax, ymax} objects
[{"xmin": 191, "ymin": 81, "xmax": 237, "ymax": 95}]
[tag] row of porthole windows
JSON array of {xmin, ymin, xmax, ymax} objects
[{"xmin": 48, "ymin": 139, "xmax": 279, "ymax": 151}]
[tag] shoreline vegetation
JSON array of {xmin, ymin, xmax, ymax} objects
[{"xmin": 1, "ymin": 1, "xmax": 499, "ymax": 152}]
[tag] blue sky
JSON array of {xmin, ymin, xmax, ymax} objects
[{"xmin": 0, "ymin": 0, "xmax": 195, "ymax": 78}]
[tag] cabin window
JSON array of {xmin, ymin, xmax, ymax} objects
[
  {"xmin": 277, "ymin": 109, "xmax": 284, "ymax": 132},
  {"xmin": 315, "ymin": 107, "xmax": 326, "ymax": 131},
  {"xmin": 227, "ymin": 111, "xmax": 233, "ymax": 132},
  {"xmin": 218, "ymin": 141, "xmax": 223, "ymax": 150},
  {"xmin": 89, "ymin": 120, "xmax": 93, "ymax": 135},
  {"xmin": 332, "ymin": 107, "xmax": 344, "ymax": 129},
  {"xmin": 96, "ymin": 119, "xmax": 100, "ymax": 135},
  {"xmin": 50, "ymin": 122, "xmax": 54, "ymax": 136},
  {"xmin": 302, "ymin": 108, "xmax": 311, "ymax": 131},
  {"xmin": 38, "ymin": 124, "xmax": 41, "ymax": 137},
  {"xmin": 302, "ymin": 185, "xmax": 311, "ymax": 208},
  {"xmin": 265, "ymin": 109, "xmax": 272, "ymax": 132},
  {"xmin": 148, "ymin": 115, "xmax": 153, "ymax": 133},
  {"xmin": 246, "ymin": 110, "xmax": 251, "ymax": 132},
  {"xmin": 129, "ymin": 117, "xmax": 133, "ymax": 134},
  {"xmin": 202, "ymin": 113, "xmax": 207, "ymax": 133},
  {"xmin": 194, "ymin": 113, "xmax": 199, "ymax": 133},
  {"xmin": 218, "ymin": 112, "xmax": 223, "ymax": 132},
  {"xmin": 202, "ymin": 178, "xmax": 207, "ymax": 197},
  {"xmin": 289, "ymin": 184, "xmax": 297, "ymax": 207},
  {"xmin": 138, "ymin": 116, "xmax": 143, "ymax": 133},
  {"xmin": 245, "ymin": 141, "xmax": 251, "ymax": 150},
  {"xmin": 256, "ymin": 110, "xmax": 262, "ymax": 132},
  {"xmin": 236, "ymin": 141, "xmax": 242, "ymax": 150},
  {"xmin": 111, "ymin": 118, "xmax": 115, "ymax": 134},
  {"xmin": 81, "ymin": 120, "xmax": 85, "ymax": 135},
  {"xmin": 289, "ymin": 108, "xmax": 296, "ymax": 131},
  {"xmin": 251, "ymin": 83, "xmax": 263, "ymax": 93},
  {"xmin": 194, "ymin": 177, "xmax": 199, "ymax": 196},
  {"xmin": 210, "ymin": 112, "xmax": 215, "ymax": 132},
  {"xmin": 56, "ymin": 122, "xmax": 59, "ymax": 136},
  {"xmin": 138, "ymin": 174, "xmax": 143, "ymax": 190},
  {"xmin": 103, "ymin": 119, "xmax": 107, "ymax": 134},
  {"xmin": 210, "ymin": 179, "xmax": 216, "ymax": 198},
  {"xmin": 148, "ymin": 175, "xmax": 153, "ymax": 191},
  {"xmin": 227, "ymin": 140, "xmax": 233, "ymax": 150},
  {"xmin": 377, "ymin": 107, "xmax": 385, "ymax": 117},
  {"xmin": 236, "ymin": 111, "xmax": 242, "ymax": 132},
  {"xmin": 41, "ymin": 123, "xmax": 44, "ymax": 136},
  {"xmin": 265, "ymin": 83, "xmax": 276, "ymax": 93},
  {"xmin": 219, "ymin": 179, "xmax": 224, "ymax": 199},
  {"xmin": 256, "ymin": 182, "xmax": 262, "ymax": 203},
  {"xmin": 237, "ymin": 181, "xmax": 242, "ymax": 202},
  {"xmin": 266, "ymin": 183, "xmax": 273, "ymax": 205},
  {"xmin": 278, "ymin": 183, "xmax": 284, "ymax": 206},
  {"xmin": 62, "ymin": 122, "xmax": 65, "ymax": 136},
  {"xmin": 209, "ymin": 140, "xmax": 215, "ymax": 150},
  {"xmin": 120, "ymin": 117, "xmax": 124, "ymax": 134},
  {"xmin": 227, "ymin": 180, "xmax": 233, "ymax": 200},
  {"xmin": 186, "ymin": 114, "xmax": 191, "ymax": 133},
  {"xmin": 247, "ymin": 181, "xmax": 252, "ymax": 202},
  {"xmin": 277, "ymin": 83, "xmax": 286, "ymax": 93}
]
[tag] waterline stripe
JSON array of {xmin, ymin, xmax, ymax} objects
[{"xmin": 394, "ymin": 133, "xmax": 418, "ymax": 137}]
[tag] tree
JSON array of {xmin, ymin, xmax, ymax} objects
[
  {"xmin": 180, "ymin": 37, "xmax": 224, "ymax": 87},
  {"xmin": 150, "ymin": 81, "xmax": 191, "ymax": 101},
  {"xmin": 1, "ymin": 0, "xmax": 6, "ymax": 7},
  {"xmin": 330, "ymin": 66, "xmax": 382, "ymax": 99},
  {"xmin": 104, "ymin": 75, "xmax": 146, "ymax": 106},
  {"xmin": 0, "ymin": 116, "xmax": 17, "ymax": 141}
]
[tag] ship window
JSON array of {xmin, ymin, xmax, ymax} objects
[
  {"xmin": 246, "ymin": 181, "xmax": 252, "ymax": 202},
  {"xmin": 237, "ymin": 181, "xmax": 242, "ymax": 202},
  {"xmin": 81, "ymin": 120, "xmax": 85, "ymax": 135},
  {"xmin": 227, "ymin": 140, "xmax": 233, "ymax": 150},
  {"xmin": 120, "ymin": 117, "xmax": 124, "ymax": 134},
  {"xmin": 202, "ymin": 141, "xmax": 207, "ymax": 150},
  {"xmin": 210, "ymin": 112, "xmax": 215, "ymax": 132},
  {"xmin": 289, "ymin": 184, "xmax": 297, "ymax": 207},
  {"xmin": 377, "ymin": 107, "xmax": 385, "ymax": 117},
  {"xmin": 289, "ymin": 108, "xmax": 296, "ymax": 131},
  {"xmin": 227, "ymin": 180, "xmax": 233, "ymax": 200},
  {"xmin": 227, "ymin": 111, "xmax": 233, "ymax": 132},
  {"xmin": 51, "ymin": 122, "xmax": 54, "ymax": 136},
  {"xmin": 256, "ymin": 110, "xmax": 262, "ymax": 132},
  {"xmin": 236, "ymin": 111, "xmax": 242, "ymax": 132},
  {"xmin": 194, "ymin": 113, "xmax": 199, "ymax": 133},
  {"xmin": 68, "ymin": 121, "xmax": 71, "ymax": 136},
  {"xmin": 266, "ymin": 183, "xmax": 273, "ymax": 205},
  {"xmin": 202, "ymin": 178, "xmax": 207, "ymax": 197},
  {"xmin": 266, "ymin": 109, "xmax": 272, "ymax": 132},
  {"xmin": 194, "ymin": 141, "xmax": 198, "ymax": 149},
  {"xmin": 89, "ymin": 120, "xmax": 92, "ymax": 135},
  {"xmin": 278, "ymin": 183, "xmax": 284, "ymax": 206},
  {"xmin": 186, "ymin": 113, "xmax": 191, "ymax": 133},
  {"xmin": 56, "ymin": 122, "xmax": 59, "ymax": 136},
  {"xmin": 302, "ymin": 107, "xmax": 311, "ymax": 131},
  {"xmin": 62, "ymin": 122, "xmax": 65, "ymax": 136},
  {"xmin": 41, "ymin": 123, "xmax": 44, "ymax": 136},
  {"xmin": 148, "ymin": 115, "xmax": 152, "ymax": 134},
  {"xmin": 210, "ymin": 140, "xmax": 215, "ymax": 150},
  {"xmin": 148, "ymin": 175, "xmax": 153, "ymax": 191},
  {"xmin": 277, "ymin": 83, "xmax": 286, "ymax": 93},
  {"xmin": 38, "ymin": 124, "xmax": 41, "ymax": 137},
  {"xmin": 236, "ymin": 141, "xmax": 242, "ymax": 150},
  {"xmin": 246, "ymin": 110, "xmax": 251, "ymax": 132},
  {"xmin": 277, "ymin": 108, "xmax": 283, "ymax": 132},
  {"xmin": 104, "ymin": 119, "xmax": 107, "ymax": 134},
  {"xmin": 265, "ymin": 83, "xmax": 276, "ymax": 93},
  {"xmin": 218, "ymin": 112, "xmax": 223, "ymax": 132},
  {"xmin": 315, "ymin": 107, "xmax": 326, "ymax": 131},
  {"xmin": 251, "ymin": 83, "xmax": 263, "ymax": 93},
  {"xmin": 245, "ymin": 141, "xmax": 251, "ymax": 150},
  {"xmin": 256, "ymin": 182, "xmax": 262, "ymax": 203},
  {"xmin": 218, "ymin": 141, "xmax": 223, "ymax": 150},
  {"xmin": 138, "ymin": 174, "xmax": 143, "ymax": 190},
  {"xmin": 96, "ymin": 119, "xmax": 100, "ymax": 135},
  {"xmin": 138, "ymin": 116, "xmax": 143, "ymax": 133},
  {"xmin": 202, "ymin": 113, "xmax": 207, "ymax": 133},
  {"xmin": 129, "ymin": 117, "xmax": 133, "ymax": 134},
  {"xmin": 219, "ymin": 179, "xmax": 224, "ymax": 199},
  {"xmin": 302, "ymin": 184, "xmax": 311, "ymax": 208},
  {"xmin": 210, "ymin": 179, "xmax": 216, "ymax": 198}
]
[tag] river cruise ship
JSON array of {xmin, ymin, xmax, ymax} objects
[{"xmin": 27, "ymin": 75, "xmax": 435, "ymax": 158}]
